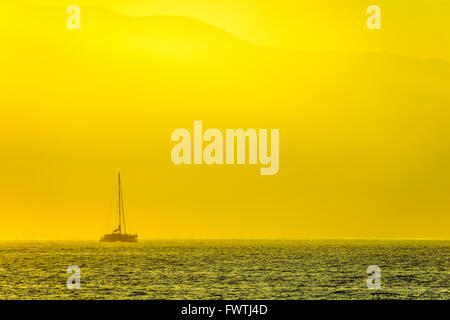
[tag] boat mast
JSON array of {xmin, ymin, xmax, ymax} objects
[
  {"xmin": 118, "ymin": 172, "xmax": 122, "ymax": 234},
  {"xmin": 121, "ymin": 176, "xmax": 127, "ymax": 234}
]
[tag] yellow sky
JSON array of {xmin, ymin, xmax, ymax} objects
[{"xmin": 1, "ymin": 1, "xmax": 449, "ymax": 239}]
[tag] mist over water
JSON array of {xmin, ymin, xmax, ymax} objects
[{"xmin": 0, "ymin": 240, "xmax": 448, "ymax": 299}]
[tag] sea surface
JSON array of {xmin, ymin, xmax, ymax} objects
[{"xmin": 0, "ymin": 240, "xmax": 448, "ymax": 299}]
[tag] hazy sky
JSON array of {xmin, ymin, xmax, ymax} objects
[{"xmin": 1, "ymin": 1, "xmax": 449, "ymax": 239}]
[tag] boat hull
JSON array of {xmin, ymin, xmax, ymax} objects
[{"xmin": 100, "ymin": 233, "xmax": 138, "ymax": 242}]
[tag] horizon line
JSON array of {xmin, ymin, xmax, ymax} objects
[{"xmin": 1, "ymin": 237, "xmax": 449, "ymax": 241}]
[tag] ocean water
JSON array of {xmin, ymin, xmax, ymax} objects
[{"xmin": 0, "ymin": 240, "xmax": 448, "ymax": 300}]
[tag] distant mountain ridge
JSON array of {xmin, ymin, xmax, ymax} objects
[{"xmin": 3, "ymin": 1, "xmax": 449, "ymax": 69}]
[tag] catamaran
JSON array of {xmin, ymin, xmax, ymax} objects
[{"xmin": 100, "ymin": 173, "xmax": 138, "ymax": 242}]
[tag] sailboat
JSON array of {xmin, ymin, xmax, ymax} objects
[{"xmin": 100, "ymin": 173, "xmax": 138, "ymax": 242}]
